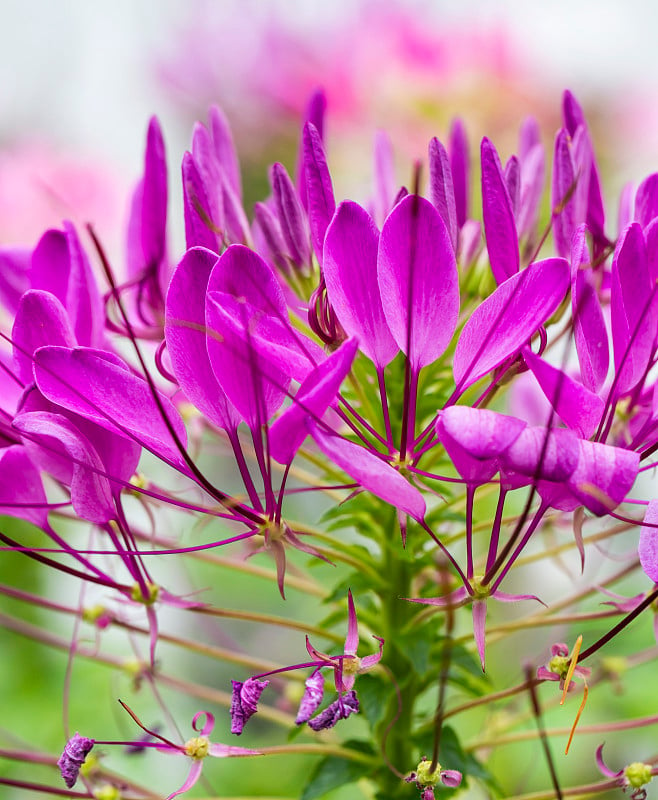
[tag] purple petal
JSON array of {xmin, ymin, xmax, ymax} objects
[
  {"xmin": 449, "ymin": 118, "xmax": 469, "ymax": 227},
  {"xmin": 481, "ymin": 137, "xmax": 519, "ymax": 284},
  {"xmin": 33, "ymin": 346, "xmax": 186, "ymax": 466},
  {"xmin": 595, "ymin": 744, "xmax": 623, "ymax": 779},
  {"xmin": 308, "ymin": 421, "xmax": 426, "ymax": 521},
  {"xmin": 62, "ymin": 222, "xmax": 105, "ymax": 348},
  {"xmin": 296, "ymin": 669, "xmax": 325, "ymax": 724},
  {"xmin": 441, "ymin": 770, "xmax": 463, "ymax": 789},
  {"xmin": 182, "ymin": 150, "xmax": 222, "ymax": 252},
  {"xmin": 58, "ymin": 733, "xmax": 94, "ymax": 788},
  {"xmin": 501, "ymin": 426, "xmax": 579, "ymax": 484},
  {"xmin": 372, "ymin": 130, "xmax": 396, "ymax": 226},
  {"xmin": 504, "ymin": 155, "xmax": 520, "ymax": 219},
  {"xmin": 303, "ymin": 122, "xmax": 335, "ymax": 261},
  {"xmin": 522, "ymin": 347, "xmax": 604, "ymax": 438},
  {"xmin": 269, "ymin": 338, "xmax": 358, "ymax": 464},
  {"xmin": 230, "ymin": 677, "xmax": 269, "ymax": 735},
  {"xmin": 15, "ymin": 411, "xmax": 114, "ymax": 523},
  {"xmin": 378, "ymin": 194, "xmax": 459, "ymax": 370},
  {"xmin": 573, "ymin": 264, "xmax": 609, "ymax": 394},
  {"xmin": 30, "ymin": 228, "xmax": 69, "ymax": 307},
  {"xmin": 517, "ymin": 143, "xmax": 545, "ymax": 240},
  {"xmin": 253, "ymin": 201, "xmax": 291, "ymax": 274},
  {"xmin": 635, "ymin": 173, "xmax": 658, "ymax": 229},
  {"xmin": 567, "ymin": 440, "xmax": 638, "ymax": 515},
  {"xmin": 271, "ymin": 162, "xmax": 311, "ymax": 270},
  {"xmin": 0, "ymin": 246, "xmax": 30, "ymax": 314},
  {"xmin": 453, "ymin": 257, "xmax": 570, "ymax": 391},
  {"xmin": 12, "ymin": 290, "xmax": 76, "ymax": 385},
  {"xmin": 405, "ymin": 587, "xmax": 470, "ymax": 608},
  {"xmin": 323, "ymin": 201, "xmax": 398, "ymax": 368},
  {"xmin": 205, "ymin": 293, "xmax": 290, "ymax": 426},
  {"xmin": 0, "ymin": 445, "xmax": 48, "ymax": 528},
  {"xmin": 207, "ymin": 742, "xmax": 263, "ymax": 757},
  {"xmin": 165, "ymin": 247, "xmax": 239, "ymax": 431},
  {"xmin": 428, "ymin": 137, "xmax": 458, "ymax": 252},
  {"xmin": 639, "ymin": 499, "xmax": 658, "ymax": 582},
  {"xmin": 551, "ymin": 128, "xmax": 577, "ymax": 259},
  {"xmin": 438, "ymin": 406, "xmax": 527, "ymax": 461},
  {"xmin": 562, "ymin": 92, "xmax": 606, "ymax": 240},
  {"xmin": 208, "ymin": 243, "xmax": 287, "ymax": 318},
  {"xmin": 209, "ymin": 105, "xmax": 242, "ymax": 201},
  {"xmin": 308, "ymin": 690, "xmax": 359, "ymax": 731},
  {"xmin": 519, "ymin": 116, "xmax": 541, "ymax": 160},
  {"xmin": 140, "ymin": 116, "xmax": 168, "ymax": 271},
  {"xmin": 611, "ymin": 222, "xmax": 657, "ymax": 394}
]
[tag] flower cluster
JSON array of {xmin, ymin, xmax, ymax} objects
[{"xmin": 3, "ymin": 85, "xmax": 658, "ymax": 800}]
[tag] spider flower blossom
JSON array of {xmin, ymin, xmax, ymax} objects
[{"xmin": 231, "ymin": 590, "xmax": 383, "ymax": 734}]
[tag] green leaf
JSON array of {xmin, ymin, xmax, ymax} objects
[
  {"xmin": 301, "ymin": 741, "xmax": 375, "ymax": 800},
  {"xmin": 357, "ymin": 673, "xmax": 391, "ymax": 729}
]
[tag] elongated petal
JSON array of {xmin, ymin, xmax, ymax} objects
[
  {"xmin": 269, "ymin": 338, "xmax": 357, "ymax": 464},
  {"xmin": 296, "ymin": 670, "xmax": 325, "ymax": 725},
  {"xmin": 504, "ymin": 155, "xmax": 520, "ymax": 219},
  {"xmin": 611, "ymin": 222, "xmax": 657, "ymax": 394},
  {"xmin": 0, "ymin": 246, "xmax": 30, "ymax": 314},
  {"xmin": 0, "ymin": 445, "xmax": 48, "ymax": 528},
  {"xmin": 324, "ymin": 201, "xmax": 397, "ymax": 367},
  {"xmin": 206, "ymin": 294, "xmax": 289, "ymax": 425},
  {"xmin": 481, "ymin": 138, "xmax": 519, "ymax": 284},
  {"xmin": 378, "ymin": 194, "xmax": 459, "ymax": 369},
  {"xmin": 635, "ymin": 173, "xmax": 658, "ymax": 228},
  {"xmin": 308, "ymin": 421, "xmax": 426, "ymax": 521},
  {"xmin": 449, "ymin": 118, "xmax": 469, "ymax": 227},
  {"xmin": 140, "ymin": 116, "xmax": 168, "ymax": 270},
  {"xmin": 182, "ymin": 151, "xmax": 222, "ymax": 252},
  {"xmin": 33, "ymin": 346, "xmax": 186, "ymax": 465},
  {"xmin": 165, "ymin": 761, "xmax": 203, "ymax": 800},
  {"xmin": 15, "ymin": 412, "xmax": 114, "ymax": 523},
  {"xmin": 595, "ymin": 744, "xmax": 623, "ymax": 779},
  {"xmin": 209, "ymin": 105, "xmax": 242, "ymax": 200},
  {"xmin": 271, "ymin": 162, "xmax": 311, "ymax": 269},
  {"xmin": 517, "ymin": 143, "xmax": 545, "ymax": 239},
  {"xmin": 303, "ymin": 122, "xmax": 335, "ymax": 261},
  {"xmin": 63, "ymin": 222, "xmax": 105, "ymax": 348},
  {"xmin": 165, "ymin": 247, "xmax": 239, "ymax": 431},
  {"xmin": 453, "ymin": 257, "xmax": 569, "ymax": 391},
  {"xmin": 30, "ymin": 228, "xmax": 69, "ymax": 306},
  {"xmin": 522, "ymin": 348, "xmax": 604, "ymax": 438},
  {"xmin": 372, "ymin": 130, "xmax": 396, "ymax": 226},
  {"xmin": 12, "ymin": 290, "xmax": 76, "ymax": 385},
  {"xmin": 639, "ymin": 499, "xmax": 658, "ymax": 582},
  {"xmin": 573, "ymin": 266, "xmax": 609, "ymax": 393},
  {"xmin": 552, "ymin": 128, "xmax": 577, "ymax": 258},
  {"xmin": 428, "ymin": 137, "xmax": 458, "ymax": 252}
]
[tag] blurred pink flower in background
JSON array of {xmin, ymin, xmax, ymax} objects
[
  {"xmin": 0, "ymin": 142, "xmax": 124, "ymax": 248},
  {"xmin": 155, "ymin": 0, "xmax": 558, "ymax": 173}
]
